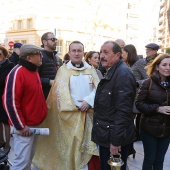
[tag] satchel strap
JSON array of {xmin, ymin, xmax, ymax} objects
[{"xmin": 148, "ymin": 78, "xmax": 152, "ymax": 95}]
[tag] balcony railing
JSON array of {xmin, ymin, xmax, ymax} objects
[
  {"xmin": 159, "ymin": 15, "xmax": 164, "ymax": 24},
  {"xmin": 160, "ymin": 0, "xmax": 165, "ymax": 8},
  {"xmin": 167, "ymin": 10, "xmax": 170, "ymax": 33},
  {"xmin": 160, "ymin": 7, "xmax": 165, "ymax": 14},
  {"xmin": 158, "ymin": 24, "xmax": 164, "ymax": 31}
]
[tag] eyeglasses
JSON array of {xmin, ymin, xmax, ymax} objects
[
  {"xmin": 146, "ymin": 49, "xmax": 154, "ymax": 52},
  {"xmin": 46, "ymin": 38, "xmax": 57, "ymax": 42},
  {"xmin": 70, "ymin": 50, "xmax": 83, "ymax": 54}
]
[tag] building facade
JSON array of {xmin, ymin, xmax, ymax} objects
[
  {"xmin": 0, "ymin": 0, "xmax": 128, "ymax": 57},
  {"xmin": 158, "ymin": 0, "xmax": 170, "ymax": 53},
  {"xmin": 0, "ymin": 0, "xmax": 162, "ymax": 56}
]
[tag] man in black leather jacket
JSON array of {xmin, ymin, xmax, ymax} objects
[
  {"xmin": 92, "ymin": 41, "xmax": 136, "ymax": 170},
  {"xmin": 39, "ymin": 32, "xmax": 62, "ymax": 99}
]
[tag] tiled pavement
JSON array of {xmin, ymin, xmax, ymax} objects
[
  {"xmin": 127, "ymin": 141, "xmax": 170, "ymax": 170},
  {"xmin": 7, "ymin": 137, "xmax": 170, "ymax": 170}
]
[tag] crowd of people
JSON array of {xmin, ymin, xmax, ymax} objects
[{"xmin": 0, "ymin": 32, "xmax": 170, "ymax": 170}]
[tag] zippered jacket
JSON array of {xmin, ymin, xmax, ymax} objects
[
  {"xmin": 38, "ymin": 50, "xmax": 62, "ymax": 99},
  {"xmin": 3, "ymin": 58, "xmax": 47, "ymax": 130},
  {"xmin": 92, "ymin": 60, "xmax": 136, "ymax": 147},
  {"xmin": 136, "ymin": 73, "xmax": 170, "ymax": 137}
]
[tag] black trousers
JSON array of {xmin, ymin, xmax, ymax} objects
[{"xmin": 99, "ymin": 144, "xmax": 130, "ymax": 170}]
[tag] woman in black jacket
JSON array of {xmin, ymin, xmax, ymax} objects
[
  {"xmin": 136, "ymin": 54, "xmax": 170, "ymax": 170},
  {"xmin": 0, "ymin": 45, "xmax": 14, "ymax": 154}
]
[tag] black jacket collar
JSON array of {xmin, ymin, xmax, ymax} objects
[
  {"xmin": 146, "ymin": 53, "xmax": 158, "ymax": 65},
  {"xmin": 151, "ymin": 72, "xmax": 170, "ymax": 89},
  {"xmin": 42, "ymin": 50, "xmax": 58, "ymax": 58},
  {"xmin": 104, "ymin": 59, "xmax": 123, "ymax": 80},
  {"xmin": 19, "ymin": 58, "xmax": 38, "ymax": 71},
  {"xmin": 12, "ymin": 52, "xmax": 19, "ymax": 58},
  {"xmin": 0, "ymin": 58, "xmax": 7, "ymax": 66}
]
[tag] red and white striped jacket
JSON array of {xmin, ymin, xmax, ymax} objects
[{"xmin": 3, "ymin": 64, "xmax": 47, "ymax": 130}]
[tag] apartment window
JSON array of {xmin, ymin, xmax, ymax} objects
[
  {"xmin": 128, "ymin": 3, "xmax": 132, "ymax": 9},
  {"xmin": 27, "ymin": 19, "xmax": 32, "ymax": 29},
  {"xmin": 18, "ymin": 20, "xmax": 22, "ymax": 30},
  {"xmin": 66, "ymin": 41, "xmax": 71, "ymax": 52},
  {"xmin": 21, "ymin": 40, "xmax": 26, "ymax": 44},
  {"xmin": 56, "ymin": 40, "xmax": 63, "ymax": 56}
]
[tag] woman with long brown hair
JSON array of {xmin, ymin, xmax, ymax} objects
[
  {"xmin": 136, "ymin": 54, "xmax": 170, "ymax": 169},
  {"xmin": 84, "ymin": 51, "xmax": 103, "ymax": 80}
]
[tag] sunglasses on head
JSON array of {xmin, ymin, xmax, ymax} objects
[{"xmin": 46, "ymin": 38, "xmax": 57, "ymax": 42}]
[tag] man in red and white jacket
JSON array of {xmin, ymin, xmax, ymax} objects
[{"xmin": 3, "ymin": 44, "xmax": 47, "ymax": 170}]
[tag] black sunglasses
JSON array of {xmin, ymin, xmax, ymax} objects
[
  {"xmin": 0, "ymin": 53, "xmax": 3, "ymax": 56},
  {"xmin": 46, "ymin": 38, "xmax": 57, "ymax": 42}
]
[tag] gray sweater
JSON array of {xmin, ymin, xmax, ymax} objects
[{"xmin": 131, "ymin": 58, "xmax": 149, "ymax": 86}]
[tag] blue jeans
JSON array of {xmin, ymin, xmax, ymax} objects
[
  {"xmin": 99, "ymin": 144, "xmax": 130, "ymax": 170},
  {"xmin": 140, "ymin": 129, "xmax": 170, "ymax": 170}
]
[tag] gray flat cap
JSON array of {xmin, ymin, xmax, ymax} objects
[
  {"xmin": 145, "ymin": 43, "xmax": 159, "ymax": 50},
  {"xmin": 20, "ymin": 44, "xmax": 44, "ymax": 56}
]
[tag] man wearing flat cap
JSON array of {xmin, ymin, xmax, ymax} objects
[
  {"xmin": 132, "ymin": 42, "xmax": 159, "ymax": 86},
  {"xmin": 145, "ymin": 43, "xmax": 159, "ymax": 63},
  {"xmin": 8, "ymin": 42, "xmax": 23, "ymax": 66},
  {"xmin": 3, "ymin": 44, "xmax": 47, "ymax": 170}
]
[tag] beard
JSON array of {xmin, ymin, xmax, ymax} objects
[{"xmin": 47, "ymin": 42, "xmax": 56, "ymax": 51}]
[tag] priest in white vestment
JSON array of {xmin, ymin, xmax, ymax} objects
[{"xmin": 33, "ymin": 41, "xmax": 100, "ymax": 170}]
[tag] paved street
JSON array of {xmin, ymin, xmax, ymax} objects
[
  {"xmin": 7, "ymin": 137, "xmax": 170, "ymax": 170},
  {"xmin": 127, "ymin": 141, "xmax": 170, "ymax": 170}
]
